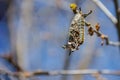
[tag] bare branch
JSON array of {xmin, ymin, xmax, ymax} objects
[
  {"xmin": 1, "ymin": 69, "xmax": 120, "ymax": 78},
  {"xmin": 113, "ymin": 0, "xmax": 120, "ymax": 50},
  {"xmin": 92, "ymin": 0, "xmax": 118, "ymax": 24},
  {"xmin": 92, "ymin": 73, "xmax": 107, "ymax": 80},
  {"xmin": 0, "ymin": 54, "xmax": 22, "ymax": 71},
  {"xmin": 86, "ymin": 23, "xmax": 120, "ymax": 46}
]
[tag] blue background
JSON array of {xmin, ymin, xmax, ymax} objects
[{"xmin": 0, "ymin": 0, "xmax": 120, "ymax": 80}]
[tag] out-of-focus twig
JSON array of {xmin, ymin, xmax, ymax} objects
[
  {"xmin": 113, "ymin": 0, "xmax": 120, "ymax": 49},
  {"xmin": 0, "ymin": 54, "xmax": 22, "ymax": 71},
  {"xmin": 16, "ymin": 0, "xmax": 33, "ymax": 70},
  {"xmin": 1, "ymin": 69, "xmax": 120, "ymax": 78},
  {"xmin": 92, "ymin": 0, "xmax": 118, "ymax": 24},
  {"xmin": 92, "ymin": 73, "xmax": 107, "ymax": 80}
]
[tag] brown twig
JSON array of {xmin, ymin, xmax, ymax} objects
[
  {"xmin": 91, "ymin": 0, "xmax": 120, "ymax": 47},
  {"xmin": 86, "ymin": 23, "xmax": 120, "ymax": 46},
  {"xmin": 0, "ymin": 54, "xmax": 22, "ymax": 71},
  {"xmin": 0, "ymin": 69, "xmax": 120, "ymax": 78}
]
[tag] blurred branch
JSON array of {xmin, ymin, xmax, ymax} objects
[
  {"xmin": 92, "ymin": 0, "xmax": 118, "ymax": 24},
  {"xmin": 1, "ymin": 69, "xmax": 120, "ymax": 78},
  {"xmin": 113, "ymin": 0, "xmax": 120, "ymax": 49},
  {"xmin": 0, "ymin": 54, "xmax": 22, "ymax": 71},
  {"xmin": 62, "ymin": 0, "xmax": 81, "ymax": 80},
  {"xmin": 86, "ymin": 23, "xmax": 120, "ymax": 46},
  {"xmin": 92, "ymin": 73, "xmax": 107, "ymax": 80},
  {"xmin": 62, "ymin": 50, "xmax": 72, "ymax": 80},
  {"xmin": 74, "ymin": 40, "xmax": 96, "ymax": 80},
  {"xmin": 0, "ymin": 0, "xmax": 12, "ymax": 20},
  {"xmin": 16, "ymin": 0, "xmax": 33, "ymax": 70}
]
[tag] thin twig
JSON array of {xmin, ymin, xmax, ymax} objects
[
  {"xmin": 0, "ymin": 54, "xmax": 22, "ymax": 71},
  {"xmin": 1, "ymin": 69, "xmax": 120, "ymax": 78},
  {"xmin": 86, "ymin": 23, "xmax": 120, "ymax": 46},
  {"xmin": 113, "ymin": 0, "xmax": 120, "ymax": 49}
]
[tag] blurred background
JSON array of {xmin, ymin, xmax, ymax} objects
[{"xmin": 0, "ymin": 0, "xmax": 120, "ymax": 80}]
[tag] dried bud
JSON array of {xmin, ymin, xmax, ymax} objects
[
  {"xmin": 101, "ymin": 34, "xmax": 106, "ymax": 39},
  {"xmin": 88, "ymin": 27, "xmax": 94, "ymax": 36},
  {"xmin": 95, "ymin": 23, "xmax": 100, "ymax": 31}
]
